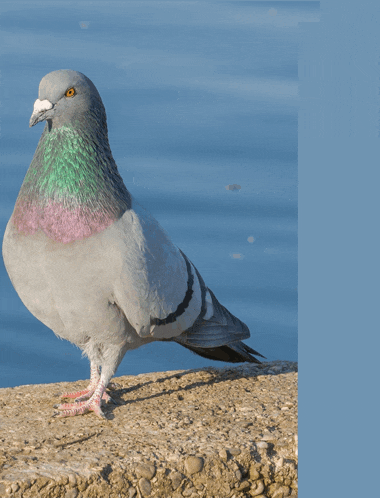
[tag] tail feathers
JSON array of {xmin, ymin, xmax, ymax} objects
[
  {"xmin": 178, "ymin": 288, "xmax": 250, "ymax": 348},
  {"xmin": 168, "ymin": 269, "xmax": 265, "ymax": 363},
  {"xmin": 177, "ymin": 340, "xmax": 266, "ymax": 364}
]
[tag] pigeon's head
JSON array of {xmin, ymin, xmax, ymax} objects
[{"xmin": 29, "ymin": 70, "xmax": 105, "ymax": 129}]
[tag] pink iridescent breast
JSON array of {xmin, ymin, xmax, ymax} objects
[{"xmin": 13, "ymin": 198, "xmax": 116, "ymax": 244}]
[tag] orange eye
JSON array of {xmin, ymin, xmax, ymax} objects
[{"xmin": 65, "ymin": 87, "xmax": 75, "ymax": 97}]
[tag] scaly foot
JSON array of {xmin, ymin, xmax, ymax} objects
[
  {"xmin": 60, "ymin": 387, "xmax": 114, "ymax": 404},
  {"xmin": 55, "ymin": 398, "xmax": 106, "ymax": 419},
  {"xmin": 55, "ymin": 380, "xmax": 108, "ymax": 419}
]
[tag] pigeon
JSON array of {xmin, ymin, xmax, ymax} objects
[{"xmin": 2, "ymin": 70, "xmax": 265, "ymax": 419}]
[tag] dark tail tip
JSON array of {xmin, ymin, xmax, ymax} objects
[{"xmin": 179, "ymin": 341, "xmax": 265, "ymax": 364}]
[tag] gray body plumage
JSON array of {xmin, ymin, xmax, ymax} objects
[{"xmin": 2, "ymin": 70, "xmax": 264, "ymax": 417}]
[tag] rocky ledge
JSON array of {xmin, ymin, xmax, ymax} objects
[{"xmin": 0, "ymin": 361, "xmax": 297, "ymax": 498}]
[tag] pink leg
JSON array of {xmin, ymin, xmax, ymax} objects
[
  {"xmin": 55, "ymin": 346, "xmax": 124, "ymax": 418},
  {"xmin": 60, "ymin": 364, "xmax": 114, "ymax": 404},
  {"xmin": 56, "ymin": 378, "xmax": 108, "ymax": 419},
  {"xmin": 60, "ymin": 364, "xmax": 100, "ymax": 400}
]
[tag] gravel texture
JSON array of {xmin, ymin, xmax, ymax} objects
[{"xmin": 0, "ymin": 361, "xmax": 297, "ymax": 498}]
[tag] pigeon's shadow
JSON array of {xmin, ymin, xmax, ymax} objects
[{"xmin": 103, "ymin": 365, "xmax": 298, "ymax": 419}]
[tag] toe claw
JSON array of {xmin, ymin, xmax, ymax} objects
[
  {"xmin": 106, "ymin": 395, "xmax": 121, "ymax": 405},
  {"xmin": 93, "ymin": 407, "xmax": 107, "ymax": 419},
  {"xmin": 100, "ymin": 391, "xmax": 115, "ymax": 404}
]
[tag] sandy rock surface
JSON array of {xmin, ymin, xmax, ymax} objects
[{"xmin": 0, "ymin": 361, "xmax": 297, "ymax": 498}]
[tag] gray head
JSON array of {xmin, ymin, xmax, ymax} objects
[{"xmin": 29, "ymin": 70, "xmax": 105, "ymax": 129}]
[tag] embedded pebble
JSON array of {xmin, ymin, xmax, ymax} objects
[
  {"xmin": 272, "ymin": 485, "xmax": 291, "ymax": 498},
  {"xmin": 250, "ymin": 479, "xmax": 265, "ymax": 496},
  {"xmin": 276, "ymin": 457, "xmax": 284, "ymax": 468},
  {"xmin": 257, "ymin": 441, "xmax": 269, "ymax": 449},
  {"xmin": 128, "ymin": 487, "xmax": 137, "ymax": 498},
  {"xmin": 182, "ymin": 487, "xmax": 196, "ymax": 497},
  {"xmin": 249, "ymin": 465, "xmax": 261, "ymax": 481},
  {"xmin": 10, "ymin": 483, "xmax": 19, "ymax": 493},
  {"xmin": 262, "ymin": 433, "xmax": 276, "ymax": 441},
  {"xmin": 237, "ymin": 480, "xmax": 251, "ymax": 491},
  {"xmin": 170, "ymin": 471, "xmax": 184, "ymax": 490},
  {"xmin": 139, "ymin": 477, "xmax": 151, "ymax": 496},
  {"xmin": 185, "ymin": 456, "xmax": 203, "ymax": 475},
  {"xmin": 64, "ymin": 490, "xmax": 78, "ymax": 498},
  {"xmin": 135, "ymin": 463, "xmax": 156, "ymax": 480},
  {"xmin": 219, "ymin": 448, "xmax": 228, "ymax": 461},
  {"xmin": 68, "ymin": 474, "xmax": 77, "ymax": 487},
  {"xmin": 228, "ymin": 447, "xmax": 241, "ymax": 456}
]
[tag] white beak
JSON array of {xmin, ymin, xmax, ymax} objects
[{"xmin": 29, "ymin": 99, "xmax": 53, "ymax": 127}]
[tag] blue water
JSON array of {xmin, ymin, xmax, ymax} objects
[{"xmin": 0, "ymin": 1, "xmax": 319, "ymax": 388}]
